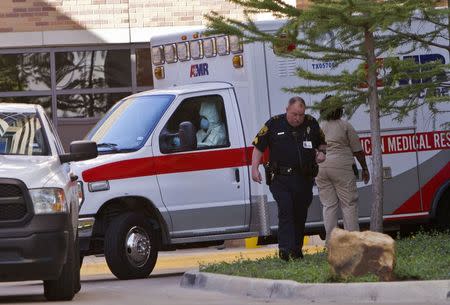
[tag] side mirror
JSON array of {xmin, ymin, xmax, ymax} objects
[
  {"xmin": 60, "ymin": 141, "xmax": 98, "ymax": 163},
  {"xmin": 179, "ymin": 121, "xmax": 197, "ymax": 150}
]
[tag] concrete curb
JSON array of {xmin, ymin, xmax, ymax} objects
[
  {"xmin": 80, "ymin": 246, "xmax": 325, "ymax": 276},
  {"xmin": 181, "ymin": 270, "xmax": 450, "ymax": 303}
]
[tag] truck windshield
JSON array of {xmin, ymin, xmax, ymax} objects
[
  {"xmin": 88, "ymin": 94, "xmax": 174, "ymax": 153},
  {"xmin": 0, "ymin": 112, "xmax": 49, "ymax": 156}
]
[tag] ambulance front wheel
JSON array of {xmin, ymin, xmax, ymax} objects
[{"xmin": 104, "ymin": 212, "xmax": 159, "ymax": 280}]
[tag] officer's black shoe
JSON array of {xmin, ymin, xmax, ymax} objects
[
  {"xmin": 291, "ymin": 251, "xmax": 304, "ymax": 260},
  {"xmin": 279, "ymin": 250, "xmax": 291, "ymax": 261}
]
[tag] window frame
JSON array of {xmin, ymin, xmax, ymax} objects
[
  {"xmin": 159, "ymin": 94, "xmax": 231, "ymax": 154},
  {"xmin": 0, "ymin": 43, "xmax": 154, "ymax": 126}
]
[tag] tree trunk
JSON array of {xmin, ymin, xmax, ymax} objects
[{"xmin": 364, "ymin": 29, "xmax": 384, "ymax": 233}]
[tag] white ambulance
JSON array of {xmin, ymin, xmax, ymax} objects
[{"xmin": 74, "ymin": 20, "xmax": 450, "ymax": 280}]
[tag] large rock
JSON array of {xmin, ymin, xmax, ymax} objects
[{"xmin": 327, "ymin": 228, "xmax": 396, "ymax": 281}]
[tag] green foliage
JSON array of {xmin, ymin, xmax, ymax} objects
[
  {"xmin": 205, "ymin": 0, "xmax": 450, "ymax": 120},
  {"xmin": 200, "ymin": 231, "xmax": 450, "ymax": 283},
  {"xmin": 395, "ymin": 230, "xmax": 450, "ymax": 280}
]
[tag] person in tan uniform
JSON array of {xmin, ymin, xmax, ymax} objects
[{"xmin": 315, "ymin": 97, "xmax": 370, "ymax": 245}]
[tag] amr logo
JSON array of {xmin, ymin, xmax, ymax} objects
[{"xmin": 190, "ymin": 63, "xmax": 209, "ymax": 78}]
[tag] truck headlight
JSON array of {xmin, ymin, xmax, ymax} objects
[{"xmin": 29, "ymin": 188, "xmax": 68, "ymax": 214}]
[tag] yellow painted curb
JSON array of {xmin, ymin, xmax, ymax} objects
[
  {"xmin": 245, "ymin": 236, "xmax": 310, "ymax": 249},
  {"xmin": 80, "ymin": 246, "xmax": 325, "ymax": 276}
]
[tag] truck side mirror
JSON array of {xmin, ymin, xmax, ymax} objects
[
  {"xmin": 179, "ymin": 121, "xmax": 197, "ymax": 150},
  {"xmin": 59, "ymin": 141, "xmax": 98, "ymax": 163}
]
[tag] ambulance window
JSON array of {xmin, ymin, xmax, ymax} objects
[{"xmin": 159, "ymin": 94, "xmax": 230, "ymax": 153}]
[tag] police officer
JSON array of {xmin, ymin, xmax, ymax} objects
[{"xmin": 251, "ymin": 96, "xmax": 327, "ymax": 261}]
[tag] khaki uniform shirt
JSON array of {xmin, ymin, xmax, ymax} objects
[{"xmin": 319, "ymin": 119, "xmax": 362, "ymax": 169}]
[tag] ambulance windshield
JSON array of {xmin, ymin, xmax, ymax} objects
[{"xmin": 87, "ymin": 94, "xmax": 174, "ymax": 153}]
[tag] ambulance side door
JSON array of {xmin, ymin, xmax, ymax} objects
[{"xmin": 152, "ymin": 89, "xmax": 248, "ymax": 238}]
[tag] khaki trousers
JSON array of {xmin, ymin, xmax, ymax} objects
[{"xmin": 316, "ymin": 166, "xmax": 359, "ymax": 244}]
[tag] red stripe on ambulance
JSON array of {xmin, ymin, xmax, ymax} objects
[
  {"xmin": 82, "ymin": 147, "xmax": 252, "ymax": 182},
  {"xmin": 392, "ymin": 161, "xmax": 450, "ymax": 215}
]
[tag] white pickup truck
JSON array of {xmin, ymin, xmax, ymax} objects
[{"xmin": 0, "ymin": 104, "xmax": 97, "ymax": 301}]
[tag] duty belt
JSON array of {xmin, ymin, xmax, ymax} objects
[{"xmin": 276, "ymin": 166, "xmax": 300, "ymax": 176}]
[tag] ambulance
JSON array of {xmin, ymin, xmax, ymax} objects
[{"xmin": 74, "ymin": 20, "xmax": 450, "ymax": 280}]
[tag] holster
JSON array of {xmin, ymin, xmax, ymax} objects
[
  {"xmin": 352, "ymin": 164, "xmax": 359, "ymax": 178},
  {"xmin": 263, "ymin": 162, "xmax": 276, "ymax": 186}
]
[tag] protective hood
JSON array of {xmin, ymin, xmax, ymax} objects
[{"xmin": 199, "ymin": 101, "xmax": 221, "ymax": 124}]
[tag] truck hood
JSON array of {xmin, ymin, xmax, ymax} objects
[{"xmin": 0, "ymin": 155, "xmax": 60, "ymax": 189}]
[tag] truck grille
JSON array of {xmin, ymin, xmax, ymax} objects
[{"xmin": 0, "ymin": 184, "xmax": 28, "ymax": 221}]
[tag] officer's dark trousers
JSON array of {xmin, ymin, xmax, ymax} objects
[{"xmin": 269, "ymin": 174, "xmax": 313, "ymax": 260}]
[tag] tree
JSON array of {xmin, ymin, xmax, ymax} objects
[
  {"xmin": 206, "ymin": 0, "xmax": 448, "ymax": 232},
  {"xmin": 386, "ymin": 1, "xmax": 450, "ymax": 129}
]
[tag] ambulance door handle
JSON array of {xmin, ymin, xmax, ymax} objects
[{"xmin": 234, "ymin": 168, "xmax": 240, "ymax": 183}]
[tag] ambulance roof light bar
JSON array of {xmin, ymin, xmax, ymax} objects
[
  {"xmin": 164, "ymin": 44, "xmax": 177, "ymax": 63},
  {"xmin": 203, "ymin": 37, "xmax": 216, "ymax": 58},
  {"xmin": 177, "ymin": 41, "xmax": 190, "ymax": 61},
  {"xmin": 216, "ymin": 35, "xmax": 230, "ymax": 56},
  {"xmin": 151, "ymin": 34, "xmax": 244, "ymax": 67},
  {"xmin": 152, "ymin": 45, "xmax": 164, "ymax": 65},
  {"xmin": 230, "ymin": 35, "xmax": 243, "ymax": 53},
  {"xmin": 190, "ymin": 40, "xmax": 203, "ymax": 60}
]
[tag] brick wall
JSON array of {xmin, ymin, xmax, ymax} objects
[
  {"xmin": 0, "ymin": 0, "xmax": 247, "ymax": 33},
  {"xmin": 296, "ymin": 0, "xmax": 309, "ymax": 9},
  {"xmin": 1, "ymin": 1, "xmax": 448, "ymax": 34}
]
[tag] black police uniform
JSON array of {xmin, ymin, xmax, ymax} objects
[{"xmin": 252, "ymin": 113, "xmax": 326, "ymax": 260}]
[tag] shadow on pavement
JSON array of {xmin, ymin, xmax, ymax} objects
[
  {"xmin": 0, "ymin": 294, "xmax": 46, "ymax": 303},
  {"xmin": 81, "ymin": 271, "xmax": 185, "ymax": 283}
]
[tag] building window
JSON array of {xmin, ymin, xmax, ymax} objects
[
  {"xmin": 0, "ymin": 53, "xmax": 50, "ymax": 91},
  {"xmin": 0, "ymin": 45, "xmax": 154, "ymax": 144},
  {"xmin": 57, "ymin": 92, "xmax": 131, "ymax": 118},
  {"xmin": 55, "ymin": 49, "xmax": 132, "ymax": 90},
  {"xmin": 136, "ymin": 48, "xmax": 153, "ymax": 88}
]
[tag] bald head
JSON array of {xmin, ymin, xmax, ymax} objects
[
  {"xmin": 288, "ymin": 96, "xmax": 306, "ymax": 107},
  {"xmin": 286, "ymin": 96, "xmax": 306, "ymax": 127}
]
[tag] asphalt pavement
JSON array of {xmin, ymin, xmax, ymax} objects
[{"xmin": 81, "ymin": 237, "xmax": 450, "ymax": 304}]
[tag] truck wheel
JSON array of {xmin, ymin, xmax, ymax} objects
[
  {"xmin": 43, "ymin": 230, "xmax": 77, "ymax": 301},
  {"xmin": 74, "ymin": 236, "xmax": 81, "ymax": 294},
  {"xmin": 104, "ymin": 212, "xmax": 159, "ymax": 280}
]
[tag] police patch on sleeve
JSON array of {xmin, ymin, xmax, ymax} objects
[
  {"xmin": 257, "ymin": 125, "xmax": 268, "ymax": 137},
  {"xmin": 252, "ymin": 124, "xmax": 269, "ymax": 146}
]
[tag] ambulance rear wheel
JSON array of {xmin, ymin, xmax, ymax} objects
[
  {"xmin": 436, "ymin": 190, "xmax": 450, "ymax": 230},
  {"xmin": 105, "ymin": 212, "xmax": 159, "ymax": 280}
]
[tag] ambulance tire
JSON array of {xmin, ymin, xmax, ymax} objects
[
  {"xmin": 43, "ymin": 229, "xmax": 77, "ymax": 301},
  {"xmin": 104, "ymin": 212, "xmax": 159, "ymax": 280},
  {"xmin": 436, "ymin": 190, "xmax": 450, "ymax": 230}
]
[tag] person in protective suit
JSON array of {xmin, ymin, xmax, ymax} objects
[{"xmin": 196, "ymin": 101, "xmax": 227, "ymax": 147}]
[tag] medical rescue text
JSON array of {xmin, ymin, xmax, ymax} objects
[{"xmin": 360, "ymin": 131, "xmax": 450, "ymax": 155}]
